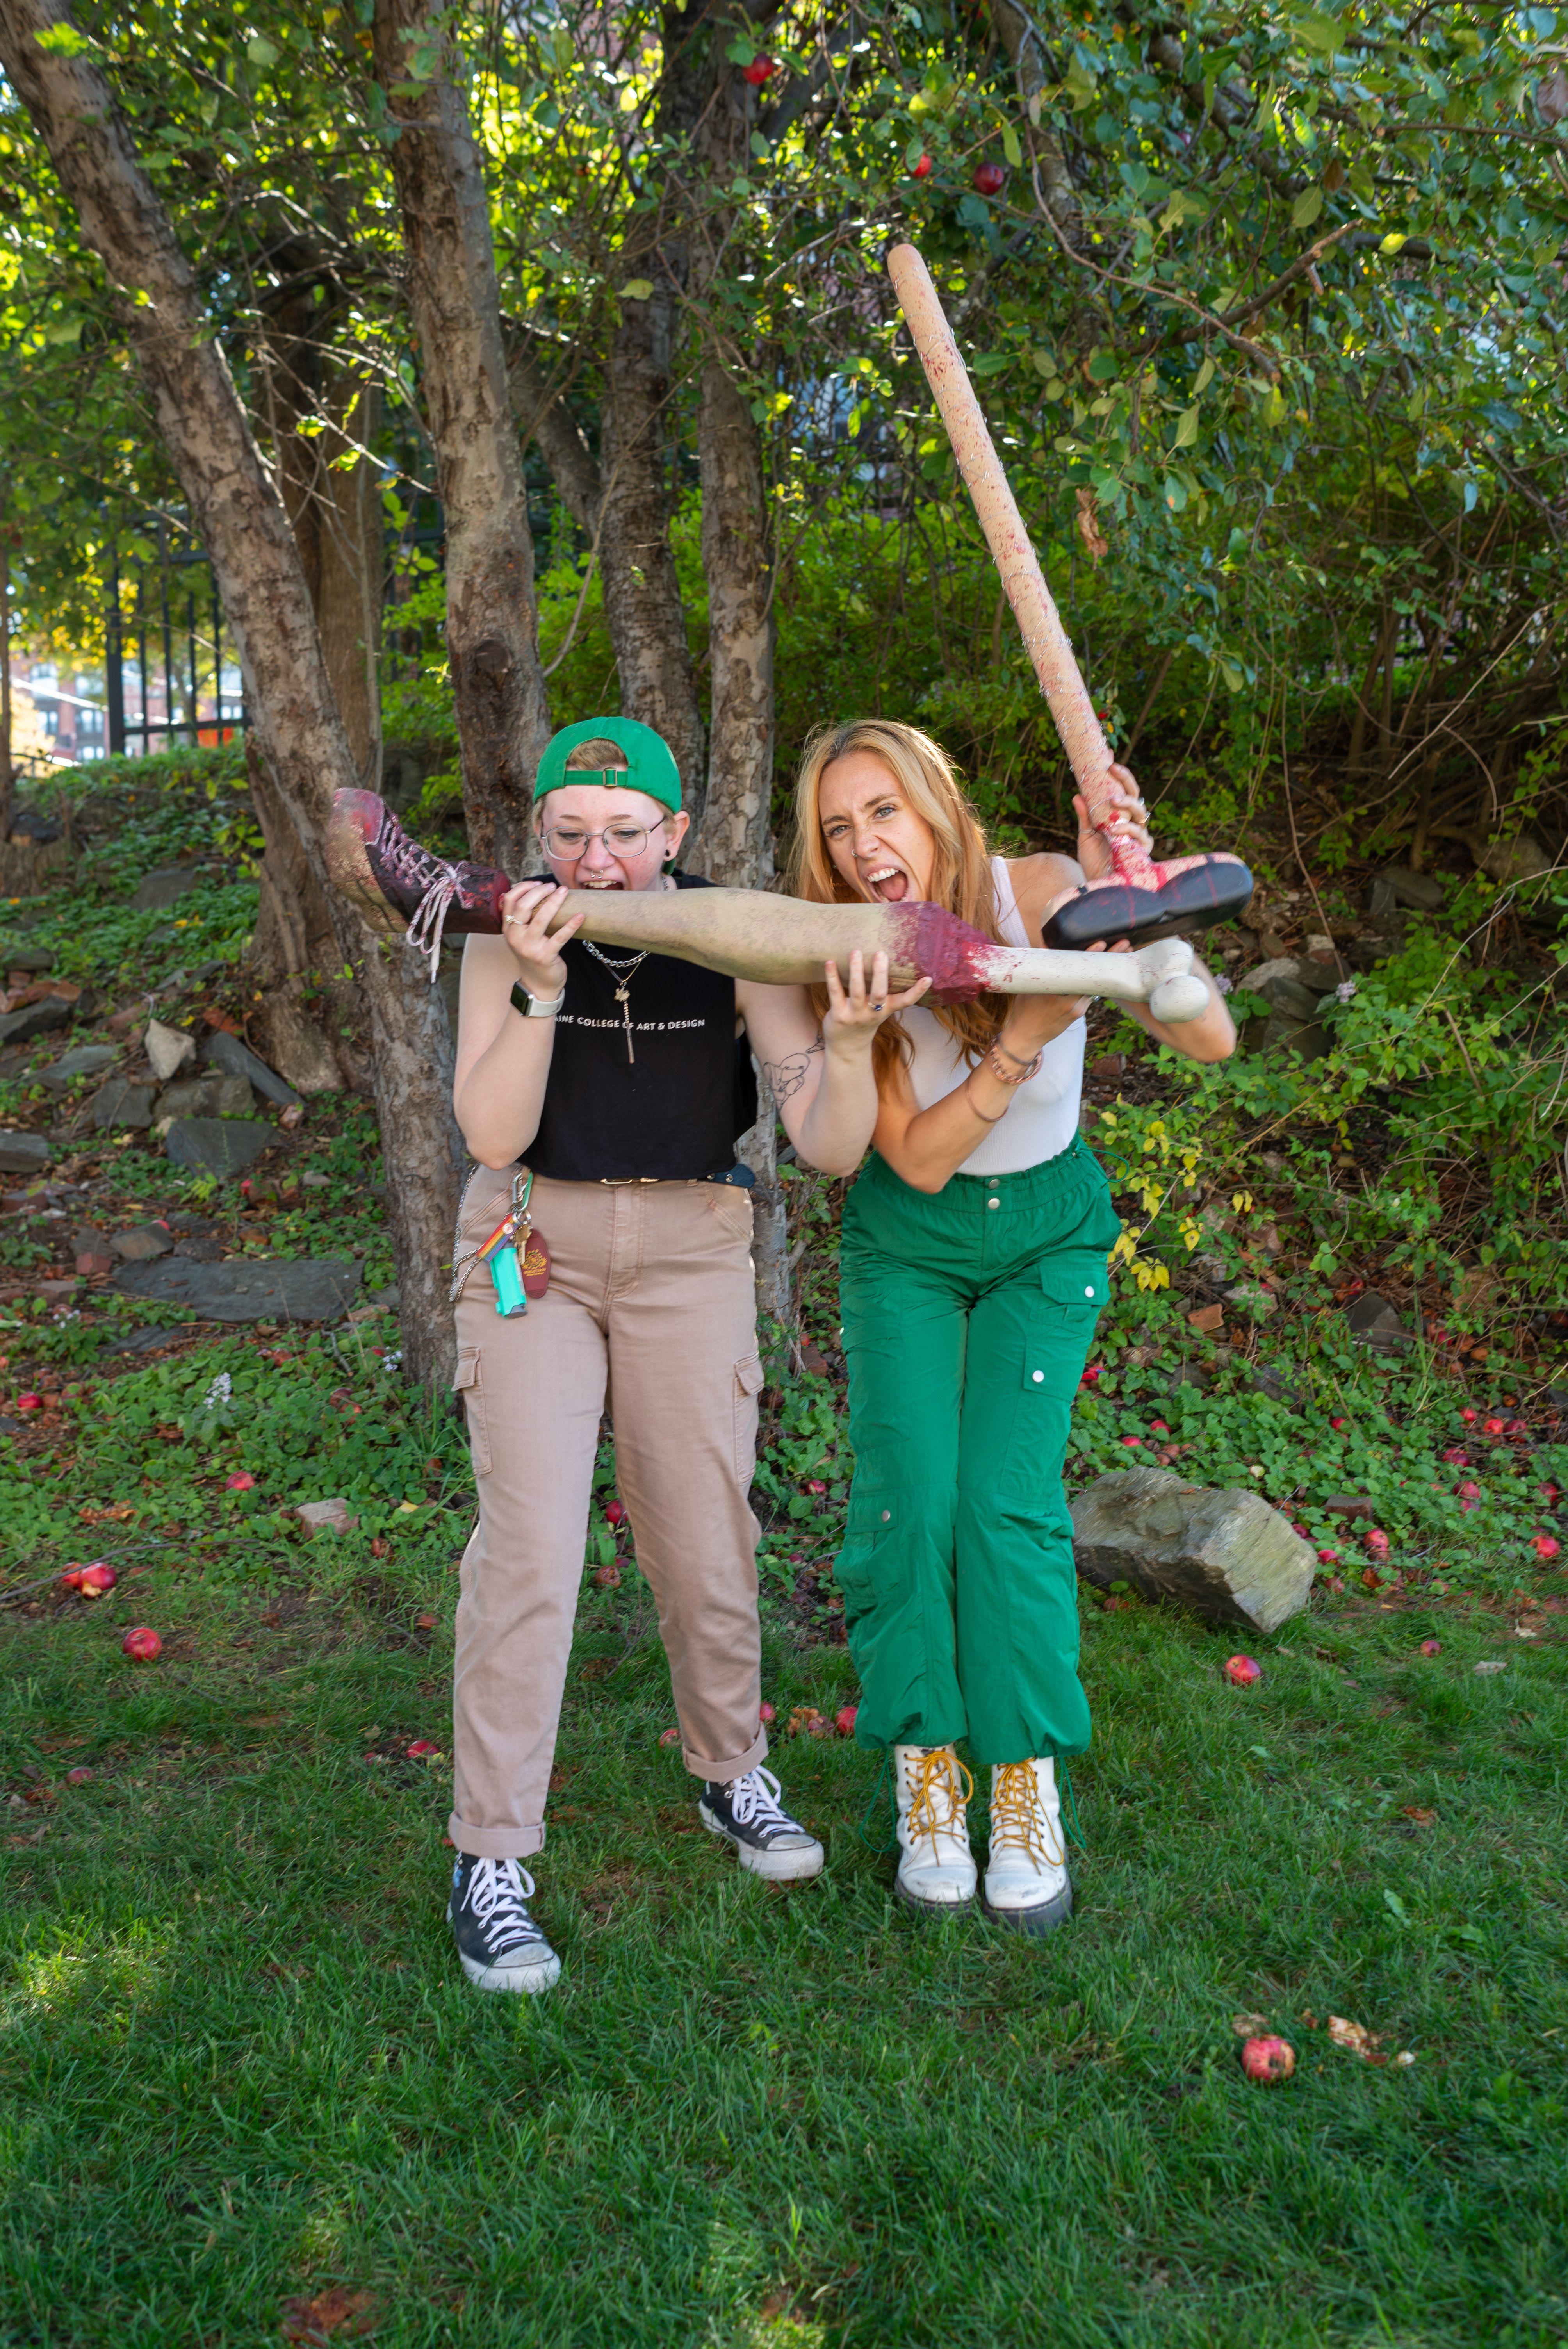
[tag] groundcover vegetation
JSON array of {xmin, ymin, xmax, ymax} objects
[{"xmin": 0, "ymin": 759, "xmax": 1564, "ymax": 2347}]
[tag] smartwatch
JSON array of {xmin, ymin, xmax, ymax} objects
[{"xmin": 510, "ymin": 980, "xmax": 565, "ymax": 1019}]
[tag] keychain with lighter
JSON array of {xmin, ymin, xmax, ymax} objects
[{"xmin": 475, "ymin": 1169, "xmax": 535, "ymax": 1317}]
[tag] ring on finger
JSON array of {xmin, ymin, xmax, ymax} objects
[{"xmin": 871, "ymin": 1000, "xmax": 885, "ymax": 1012}]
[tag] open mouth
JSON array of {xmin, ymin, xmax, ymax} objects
[
  {"xmin": 575, "ymin": 876, "xmax": 626, "ymax": 889},
  {"xmin": 864, "ymin": 863, "xmax": 909, "ymax": 904}
]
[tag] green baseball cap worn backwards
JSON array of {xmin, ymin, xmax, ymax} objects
[{"xmin": 532, "ymin": 716, "xmax": 683, "ymax": 816}]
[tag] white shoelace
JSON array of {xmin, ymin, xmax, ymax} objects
[
  {"xmin": 725, "ymin": 1765, "xmax": 796, "ymax": 1836},
  {"xmin": 461, "ymin": 1857, "xmax": 545, "ymax": 1948},
  {"xmin": 405, "ymin": 865, "xmax": 459, "ymax": 982}
]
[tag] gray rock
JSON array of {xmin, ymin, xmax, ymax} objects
[
  {"xmin": 1344, "ymin": 1290, "xmax": 1413, "ymax": 1353},
  {"xmin": 1225, "ymin": 1281, "xmax": 1279, "ymax": 1321},
  {"xmin": 110, "ymin": 1224, "xmax": 175, "ymax": 1262},
  {"xmin": 1247, "ymin": 1365, "xmax": 1303, "ymax": 1408},
  {"xmin": 39, "ymin": 1045, "xmax": 119, "ymax": 1095},
  {"xmin": 5, "ymin": 947, "xmax": 54, "ymax": 973},
  {"xmin": 1247, "ymin": 1010, "xmax": 1331, "ymax": 1063},
  {"xmin": 203, "ymin": 1030, "xmax": 302, "ymax": 1109},
  {"xmin": 1375, "ymin": 866, "xmax": 1446, "ymax": 912},
  {"xmin": 1072, "ymin": 1468, "xmax": 1315, "ymax": 1634},
  {"xmin": 88, "ymin": 1078, "xmax": 157, "ymax": 1130},
  {"xmin": 112, "ymin": 1254, "xmax": 362, "ymax": 1323},
  {"xmin": 163, "ymin": 1118, "xmax": 274, "ymax": 1178},
  {"xmin": 0, "ymin": 996, "xmax": 71, "ymax": 1044},
  {"xmin": 155, "ymin": 1073, "xmax": 253, "ymax": 1123},
  {"xmin": 132, "ymin": 866, "xmax": 199, "ymax": 911},
  {"xmin": 96, "ymin": 1322, "xmax": 199, "ymax": 1358},
  {"xmin": 1478, "ymin": 834, "xmax": 1551, "ymax": 887},
  {"xmin": 1236, "ymin": 956, "xmax": 1302, "ymax": 1000},
  {"xmin": 145, "ymin": 1018, "xmax": 197, "ymax": 1081},
  {"xmin": 0, "ymin": 1131, "xmax": 50, "ymax": 1175}
]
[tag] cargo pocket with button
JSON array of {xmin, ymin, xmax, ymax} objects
[
  {"xmin": 452, "ymin": 1351, "xmax": 492, "ymax": 1479},
  {"xmin": 732, "ymin": 1353, "xmax": 764, "ymax": 1486}
]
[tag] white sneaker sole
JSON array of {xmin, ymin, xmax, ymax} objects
[
  {"xmin": 698, "ymin": 1804, "xmax": 825, "ymax": 1882},
  {"xmin": 455, "ymin": 1946, "xmax": 562, "ymax": 1993}
]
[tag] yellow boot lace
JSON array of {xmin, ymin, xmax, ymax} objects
[
  {"xmin": 989, "ymin": 1762, "xmax": 1066, "ymax": 1868},
  {"xmin": 904, "ymin": 1747, "xmax": 974, "ymax": 1850}
]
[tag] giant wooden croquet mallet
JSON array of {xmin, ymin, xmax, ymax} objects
[
  {"xmin": 326, "ymin": 790, "xmax": 1211, "ymax": 1019},
  {"xmin": 886, "ymin": 242, "xmax": 1253, "ymax": 952}
]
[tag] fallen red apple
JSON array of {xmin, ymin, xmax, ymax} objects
[
  {"xmin": 1482, "ymin": 1415, "xmax": 1506, "ymax": 1436},
  {"xmin": 1461, "ymin": 1407, "xmax": 1479, "ymax": 1424},
  {"xmin": 742, "ymin": 53, "xmax": 775, "ymax": 84},
  {"xmin": 1419, "ymin": 1639, "xmax": 1441, "ymax": 1656},
  {"xmin": 121, "ymin": 1626, "xmax": 162, "ymax": 1661},
  {"xmin": 910, "ymin": 151, "xmax": 933, "ymax": 179},
  {"xmin": 1361, "ymin": 1567, "xmax": 1382, "ymax": 1590},
  {"xmin": 1441, "ymin": 1447, "xmax": 1470, "ymax": 1466},
  {"xmin": 593, "ymin": 1561, "xmax": 621, "ymax": 1589},
  {"xmin": 1149, "ymin": 1420, "xmax": 1171, "ymax": 1435},
  {"xmin": 658, "ymin": 1725, "xmax": 681, "ymax": 1747},
  {"xmin": 66, "ymin": 1766, "xmax": 93, "ymax": 1784},
  {"xmin": 1121, "ymin": 1435, "xmax": 1143, "ymax": 1447},
  {"xmin": 1456, "ymin": 1479, "xmax": 1481, "ymax": 1502},
  {"xmin": 1317, "ymin": 1547, "xmax": 1340, "ymax": 1565},
  {"xmin": 759, "ymin": 1701, "xmax": 776, "ymax": 1723},
  {"xmin": 16, "ymin": 1393, "xmax": 41, "ymax": 1412},
  {"xmin": 1240, "ymin": 2035, "xmax": 1295, "ymax": 2083},
  {"xmin": 805, "ymin": 1479, "xmax": 827, "ymax": 1495},
  {"xmin": 1532, "ymin": 1533, "xmax": 1561, "ymax": 1560},
  {"xmin": 836, "ymin": 1703, "xmax": 859, "ymax": 1737},
  {"xmin": 225, "ymin": 1472, "xmax": 255, "ymax": 1492},
  {"xmin": 1081, "ymin": 1365, "xmax": 1102, "ymax": 1384},
  {"xmin": 406, "ymin": 1739, "xmax": 440, "ymax": 1758},
  {"xmin": 1538, "ymin": 1482, "xmax": 1561, "ymax": 1505},
  {"xmin": 77, "ymin": 1563, "xmax": 118, "ymax": 1599},
  {"xmin": 1327, "ymin": 1574, "xmax": 1346, "ymax": 1594},
  {"xmin": 604, "ymin": 1498, "xmax": 627, "ymax": 1528},
  {"xmin": 1364, "ymin": 1528, "xmax": 1390, "ymax": 1559},
  {"xmin": 1224, "ymin": 1654, "xmax": 1262, "ymax": 1686},
  {"xmin": 972, "ymin": 161, "xmax": 1007, "ymax": 196},
  {"xmin": 1329, "ymin": 1415, "xmax": 1348, "ymax": 1430}
]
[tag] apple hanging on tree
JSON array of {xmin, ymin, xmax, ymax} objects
[
  {"xmin": 911, "ymin": 153, "xmax": 933, "ymax": 179},
  {"xmin": 972, "ymin": 162, "xmax": 1007, "ymax": 196},
  {"xmin": 742, "ymin": 54, "xmax": 775, "ymax": 85}
]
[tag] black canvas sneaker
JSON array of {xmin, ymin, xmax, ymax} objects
[
  {"xmin": 698, "ymin": 1764, "xmax": 825, "ymax": 1882},
  {"xmin": 448, "ymin": 1854, "xmax": 561, "ymax": 1993}
]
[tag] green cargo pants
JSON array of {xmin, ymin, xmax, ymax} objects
[{"xmin": 836, "ymin": 1136, "xmax": 1123, "ymax": 1766}]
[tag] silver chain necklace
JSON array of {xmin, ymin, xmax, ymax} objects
[{"xmin": 584, "ymin": 941, "xmax": 650, "ymax": 1063}]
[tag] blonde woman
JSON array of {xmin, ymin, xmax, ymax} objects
[{"xmin": 791, "ymin": 720, "xmax": 1236, "ymax": 1933}]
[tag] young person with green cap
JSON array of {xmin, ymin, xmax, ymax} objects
[{"xmin": 444, "ymin": 716, "xmax": 927, "ymax": 1993}]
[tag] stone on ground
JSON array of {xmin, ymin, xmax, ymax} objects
[
  {"xmin": 0, "ymin": 1130, "xmax": 51, "ymax": 1174},
  {"xmin": 132, "ymin": 867, "xmax": 199, "ymax": 911},
  {"xmin": 5, "ymin": 947, "xmax": 54, "ymax": 973},
  {"xmin": 112, "ymin": 1255, "xmax": 362, "ymax": 1322},
  {"xmin": 163, "ymin": 1117, "xmax": 273, "ymax": 1177},
  {"xmin": 290, "ymin": 1497, "xmax": 360, "ymax": 1536},
  {"xmin": 144, "ymin": 1018, "xmax": 197, "ymax": 1080},
  {"xmin": 88, "ymin": 1077, "xmax": 157, "ymax": 1130},
  {"xmin": 1071, "ymin": 1467, "xmax": 1315, "ymax": 1634},
  {"xmin": 110, "ymin": 1224, "xmax": 175, "ymax": 1262},
  {"xmin": 0, "ymin": 996, "xmax": 71, "ymax": 1044},
  {"xmin": 40, "ymin": 1046, "xmax": 119, "ymax": 1094},
  {"xmin": 1344, "ymin": 1290, "xmax": 1412, "ymax": 1352},
  {"xmin": 154, "ymin": 1072, "xmax": 253, "ymax": 1123},
  {"xmin": 204, "ymin": 1029, "xmax": 302, "ymax": 1109}
]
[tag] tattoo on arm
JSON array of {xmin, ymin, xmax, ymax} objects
[{"xmin": 761, "ymin": 1032, "xmax": 824, "ymax": 1107}]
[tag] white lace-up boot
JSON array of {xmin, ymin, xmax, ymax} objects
[
  {"xmin": 892, "ymin": 1744, "xmax": 977, "ymax": 1913},
  {"xmin": 983, "ymin": 1758, "xmax": 1072, "ymax": 1936}
]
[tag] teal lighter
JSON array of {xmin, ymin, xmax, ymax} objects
[{"xmin": 475, "ymin": 1171, "xmax": 535, "ymax": 1318}]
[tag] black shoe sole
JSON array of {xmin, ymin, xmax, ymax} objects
[
  {"xmin": 1039, "ymin": 861, "xmax": 1255, "ymax": 950},
  {"xmin": 893, "ymin": 1880, "xmax": 977, "ymax": 1919},
  {"xmin": 983, "ymin": 1884, "xmax": 1073, "ymax": 1937}
]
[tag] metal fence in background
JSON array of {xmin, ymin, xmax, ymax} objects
[{"xmin": 105, "ymin": 518, "xmax": 246, "ymax": 756}]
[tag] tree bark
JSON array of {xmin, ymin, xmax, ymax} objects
[
  {"xmin": 370, "ymin": 0, "xmax": 552, "ymax": 873},
  {"xmin": 0, "ymin": 536, "xmax": 12, "ymax": 840},
  {"xmin": 0, "ymin": 0, "xmax": 462, "ymax": 1386}
]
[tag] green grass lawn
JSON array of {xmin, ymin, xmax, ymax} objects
[{"xmin": 4, "ymin": 1549, "xmax": 1565, "ymax": 2349}]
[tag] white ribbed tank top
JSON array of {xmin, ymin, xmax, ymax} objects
[{"xmin": 898, "ymin": 857, "xmax": 1085, "ymax": 1177}]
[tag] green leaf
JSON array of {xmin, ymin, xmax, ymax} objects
[
  {"xmin": 1001, "ymin": 123, "xmax": 1022, "ymax": 168},
  {"xmin": 1383, "ymin": 1887, "xmax": 1411, "ymax": 1925},
  {"xmin": 246, "ymin": 34, "xmax": 279, "ymax": 66},
  {"xmin": 1174, "ymin": 404, "xmax": 1200, "ymax": 447},
  {"xmin": 1193, "ymin": 356, "xmax": 1216, "ymax": 394},
  {"xmin": 618, "ymin": 279, "xmax": 654, "ymax": 301},
  {"xmin": 33, "ymin": 21, "xmax": 95, "ymax": 53},
  {"xmin": 725, "ymin": 34, "xmax": 756, "ymax": 64},
  {"xmin": 1220, "ymin": 659, "xmax": 1244, "ymax": 690},
  {"xmin": 1159, "ymin": 191, "xmax": 1210, "ymax": 232},
  {"xmin": 1380, "ymin": 231, "xmax": 1408, "ymax": 254},
  {"xmin": 904, "ymin": 135, "xmax": 926, "ymax": 170},
  {"xmin": 1291, "ymin": 13, "xmax": 1345, "ymax": 55},
  {"xmin": 971, "ymin": 351, "xmax": 1010, "ymax": 376},
  {"xmin": 1063, "ymin": 57, "xmax": 1098, "ymax": 110},
  {"xmin": 1292, "ymin": 187, "xmax": 1325, "ymax": 230}
]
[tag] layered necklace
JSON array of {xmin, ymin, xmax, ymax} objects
[{"xmin": 584, "ymin": 941, "xmax": 650, "ymax": 1063}]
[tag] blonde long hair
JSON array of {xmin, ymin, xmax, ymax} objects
[{"xmin": 788, "ymin": 719, "xmax": 1006, "ymax": 1080}]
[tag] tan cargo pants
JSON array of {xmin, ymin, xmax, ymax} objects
[{"xmin": 447, "ymin": 1165, "xmax": 770, "ymax": 1859}]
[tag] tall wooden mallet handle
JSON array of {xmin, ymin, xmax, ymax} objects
[{"xmin": 886, "ymin": 242, "xmax": 1119, "ymax": 822}]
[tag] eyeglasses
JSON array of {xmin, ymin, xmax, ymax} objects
[{"xmin": 540, "ymin": 822, "xmax": 666, "ymax": 861}]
